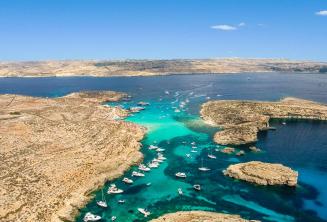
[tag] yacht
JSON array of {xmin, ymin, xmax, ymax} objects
[
  {"xmin": 178, "ymin": 188, "xmax": 183, "ymax": 195},
  {"xmin": 148, "ymin": 162, "xmax": 159, "ymax": 168},
  {"xmin": 148, "ymin": 145, "xmax": 158, "ymax": 150},
  {"xmin": 132, "ymin": 171, "xmax": 144, "ymax": 177},
  {"xmin": 175, "ymin": 172, "xmax": 187, "ymax": 178},
  {"xmin": 198, "ymin": 158, "xmax": 211, "ymax": 171},
  {"xmin": 107, "ymin": 184, "xmax": 123, "ymax": 194},
  {"xmin": 186, "ymin": 154, "xmax": 191, "ymax": 158},
  {"xmin": 193, "ymin": 184, "xmax": 201, "ymax": 191},
  {"xmin": 138, "ymin": 164, "xmax": 151, "ymax": 172},
  {"xmin": 138, "ymin": 208, "xmax": 151, "ymax": 217},
  {"xmin": 118, "ymin": 199, "xmax": 125, "ymax": 204},
  {"xmin": 208, "ymin": 154, "xmax": 217, "ymax": 159},
  {"xmin": 156, "ymin": 148, "xmax": 165, "ymax": 152},
  {"xmin": 96, "ymin": 188, "xmax": 108, "ymax": 208},
  {"xmin": 122, "ymin": 177, "xmax": 134, "ymax": 184},
  {"xmin": 157, "ymin": 154, "xmax": 167, "ymax": 160},
  {"xmin": 83, "ymin": 212, "xmax": 101, "ymax": 222}
]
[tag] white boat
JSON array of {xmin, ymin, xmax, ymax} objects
[
  {"xmin": 165, "ymin": 90, "xmax": 170, "ymax": 95},
  {"xmin": 157, "ymin": 154, "xmax": 167, "ymax": 160},
  {"xmin": 191, "ymin": 150, "xmax": 198, "ymax": 153},
  {"xmin": 83, "ymin": 212, "xmax": 102, "ymax": 222},
  {"xmin": 186, "ymin": 154, "xmax": 191, "ymax": 158},
  {"xmin": 96, "ymin": 188, "xmax": 108, "ymax": 208},
  {"xmin": 156, "ymin": 148, "xmax": 165, "ymax": 152},
  {"xmin": 138, "ymin": 164, "xmax": 151, "ymax": 172},
  {"xmin": 174, "ymin": 109, "xmax": 181, "ymax": 113},
  {"xmin": 178, "ymin": 188, "xmax": 183, "ymax": 195},
  {"xmin": 108, "ymin": 184, "xmax": 124, "ymax": 194},
  {"xmin": 282, "ymin": 122, "xmax": 286, "ymax": 125},
  {"xmin": 111, "ymin": 216, "xmax": 117, "ymax": 221},
  {"xmin": 118, "ymin": 199, "xmax": 125, "ymax": 204},
  {"xmin": 148, "ymin": 162, "xmax": 159, "ymax": 168},
  {"xmin": 208, "ymin": 154, "xmax": 217, "ymax": 159},
  {"xmin": 148, "ymin": 145, "xmax": 158, "ymax": 150},
  {"xmin": 193, "ymin": 184, "xmax": 201, "ymax": 191},
  {"xmin": 198, "ymin": 158, "xmax": 211, "ymax": 171},
  {"xmin": 132, "ymin": 171, "xmax": 144, "ymax": 177},
  {"xmin": 122, "ymin": 177, "xmax": 134, "ymax": 184},
  {"xmin": 175, "ymin": 172, "xmax": 187, "ymax": 178},
  {"xmin": 138, "ymin": 208, "xmax": 151, "ymax": 217},
  {"xmin": 191, "ymin": 142, "xmax": 196, "ymax": 145},
  {"xmin": 154, "ymin": 158, "xmax": 164, "ymax": 163},
  {"xmin": 146, "ymin": 182, "xmax": 152, "ymax": 186},
  {"xmin": 192, "ymin": 146, "xmax": 197, "ymax": 149}
]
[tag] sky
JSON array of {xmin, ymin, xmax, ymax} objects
[{"xmin": 0, "ymin": 0, "xmax": 326, "ymax": 61}]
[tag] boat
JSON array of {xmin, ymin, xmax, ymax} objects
[
  {"xmin": 122, "ymin": 177, "xmax": 134, "ymax": 184},
  {"xmin": 96, "ymin": 188, "xmax": 108, "ymax": 208},
  {"xmin": 157, "ymin": 154, "xmax": 167, "ymax": 160},
  {"xmin": 111, "ymin": 216, "xmax": 117, "ymax": 221},
  {"xmin": 191, "ymin": 142, "xmax": 196, "ymax": 145},
  {"xmin": 138, "ymin": 208, "xmax": 151, "ymax": 217},
  {"xmin": 198, "ymin": 158, "xmax": 211, "ymax": 171},
  {"xmin": 175, "ymin": 172, "xmax": 187, "ymax": 178},
  {"xmin": 193, "ymin": 184, "xmax": 201, "ymax": 191},
  {"xmin": 191, "ymin": 150, "xmax": 198, "ymax": 153},
  {"xmin": 156, "ymin": 148, "xmax": 165, "ymax": 152},
  {"xmin": 282, "ymin": 122, "xmax": 286, "ymax": 125},
  {"xmin": 186, "ymin": 154, "xmax": 191, "ymax": 158},
  {"xmin": 178, "ymin": 188, "xmax": 183, "ymax": 195},
  {"xmin": 148, "ymin": 145, "xmax": 158, "ymax": 150},
  {"xmin": 138, "ymin": 164, "xmax": 151, "ymax": 172},
  {"xmin": 146, "ymin": 182, "xmax": 152, "ymax": 186},
  {"xmin": 108, "ymin": 184, "xmax": 123, "ymax": 194},
  {"xmin": 129, "ymin": 107, "xmax": 145, "ymax": 113},
  {"xmin": 165, "ymin": 90, "xmax": 170, "ymax": 95},
  {"xmin": 132, "ymin": 171, "xmax": 144, "ymax": 177},
  {"xmin": 208, "ymin": 154, "xmax": 216, "ymax": 159},
  {"xmin": 137, "ymin": 101, "xmax": 150, "ymax": 106},
  {"xmin": 174, "ymin": 109, "xmax": 181, "ymax": 113},
  {"xmin": 83, "ymin": 212, "xmax": 102, "ymax": 222},
  {"xmin": 118, "ymin": 199, "xmax": 125, "ymax": 204},
  {"xmin": 148, "ymin": 162, "xmax": 159, "ymax": 168}
]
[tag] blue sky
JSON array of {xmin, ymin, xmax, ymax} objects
[{"xmin": 0, "ymin": 0, "xmax": 326, "ymax": 61}]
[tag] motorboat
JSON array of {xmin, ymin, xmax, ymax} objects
[
  {"xmin": 148, "ymin": 145, "xmax": 158, "ymax": 150},
  {"xmin": 146, "ymin": 182, "xmax": 152, "ymax": 186},
  {"xmin": 83, "ymin": 212, "xmax": 101, "ymax": 222},
  {"xmin": 191, "ymin": 142, "xmax": 196, "ymax": 145},
  {"xmin": 122, "ymin": 177, "xmax": 133, "ymax": 184},
  {"xmin": 157, "ymin": 154, "xmax": 166, "ymax": 160},
  {"xmin": 191, "ymin": 150, "xmax": 198, "ymax": 153},
  {"xmin": 108, "ymin": 184, "xmax": 123, "ymax": 194},
  {"xmin": 178, "ymin": 188, "xmax": 183, "ymax": 195},
  {"xmin": 208, "ymin": 154, "xmax": 217, "ymax": 159},
  {"xmin": 138, "ymin": 164, "xmax": 151, "ymax": 172},
  {"xmin": 118, "ymin": 199, "xmax": 125, "ymax": 204},
  {"xmin": 193, "ymin": 184, "xmax": 201, "ymax": 191},
  {"xmin": 111, "ymin": 216, "xmax": 117, "ymax": 221},
  {"xmin": 175, "ymin": 172, "xmax": 187, "ymax": 178},
  {"xmin": 156, "ymin": 148, "xmax": 165, "ymax": 152},
  {"xmin": 137, "ymin": 101, "xmax": 150, "ymax": 106},
  {"xmin": 138, "ymin": 208, "xmax": 151, "ymax": 217},
  {"xmin": 148, "ymin": 162, "xmax": 159, "ymax": 168},
  {"xmin": 132, "ymin": 171, "xmax": 144, "ymax": 177},
  {"xmin": 186, "ymin": 154, "xmax": 191, "ymax": 158}
]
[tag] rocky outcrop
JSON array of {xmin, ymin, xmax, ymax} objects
[
  {"xmin": 200, "ymin": 97, "xmax": 327, "ymax": 145},
  {"xmin": 0, "ymin": 91, "xmax": 145, "ymax": 222},
  {"xmin": 224, "ymin": 161, "xmax": 298, "ymax": 186},
  {"xmin": 0, "ymin": 58, "xmax": 326, "ymax": 77},
  {"xmin": 151, "ymin": 211, "xmax": 260, "ymax": 222}
]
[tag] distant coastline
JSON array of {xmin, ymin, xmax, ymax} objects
[{"xmin": 0, "ymin": 58, "xmax": 326, "ymax": 77}]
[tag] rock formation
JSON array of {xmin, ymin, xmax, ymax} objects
[
  {"xmin": 0, "ymin": 91, "xmax": 145, "ymax": 222},
  {"xmin": 151, "ymin": 211, "xmax": 260, "ymax": 222},
  {"xmin": 224, "ymin": 161, "xmax": 298, "ymax": 186},
  {"xmin": 200, "ymin": 97, "xmax": 327, "ymax": 145},
  {"xmin": 0, "ymin": 58, "xmax": 326, "ymax": 77}
]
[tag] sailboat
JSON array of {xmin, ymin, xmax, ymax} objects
[
  {"xmin": 198, "ymin": 158, "xmax": 211, "ymax": 171},
  {"xmin": 207, "ymin": 149, "xmax": 217, "ymax": 159},
  {"xmin": 96, "ymin": 188, "xmax": 108, "ymax": 208}
]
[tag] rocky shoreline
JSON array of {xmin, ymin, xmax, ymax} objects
[
  {"xmin": 200, "ymin": 97, "xmax": 327, "ymax": 145},
  {"xmin": 0, "ymin": 91, "xmax": 145, "ymax": 222},
  {"xmin": 223, "ymin": 161, "xmax": 298, "ymax": 186},
  {"xmin": 151, "ymin": 211, "xmax": 260, "ymax": 222},
  {"xmin": 0, "ymin": 58, "xmax": 326, "ymax": 77}
]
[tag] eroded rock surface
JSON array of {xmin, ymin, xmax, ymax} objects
[
  {"xmin": 0, "ymin": 91, "xmax": 145, "ymax": 222},
  {"xmin": 200, "ymin": 97, "xmax": 327, "ymax": 145},
  {"xmin": 151, "ymin": 211, "xmax": 260, "ymax": 222},
  {"xmin": 224, "ymin": 161, "xmax": 298, "ymax": 186}
]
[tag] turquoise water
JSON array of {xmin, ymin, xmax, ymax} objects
[{"xmin": 1, "ymin": 74, "xmax": 326, "ymax": 222}]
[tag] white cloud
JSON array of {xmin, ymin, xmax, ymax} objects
[
  {"xmin": 316, "ymin": 10, "xmax": 327, "ymax": 16},
  {"xmin": 211, "ymin": 25, "xmax": 237, "ymax": 31},
  {"xmin": 238, "ymin": 22, "xmax": 246, "ymax": 27}
]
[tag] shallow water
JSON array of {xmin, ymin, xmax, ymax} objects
[{"xmin": 1, "ymin": 73, "xmax": 327, "ymax": 222}]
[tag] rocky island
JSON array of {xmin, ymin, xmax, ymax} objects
[
  {"xmin": 0, "ymin": 58, "xmax": 326, "ymax": 77},
  {"xmin": 0, "ymin": 91, "xmax": 145, "ymax": 222},
  {"xmin": 200, "ymin": 97, "xmax": 327, "ymax": 145},
  {"xmin": 224, "ymin": 161, "xmax": 298, "ymax": 186},
  {"xmin": 151, "ymin": 211, "xmax": 260, "ymax": 222}
]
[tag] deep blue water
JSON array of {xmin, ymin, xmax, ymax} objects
[{"xmin": 1, "ymin": 73, "xmax": 327, "ymax": 222}]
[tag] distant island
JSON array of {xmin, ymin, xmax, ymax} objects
[{"xmin": 0, "ymin": 58, "xmax": 326, "ymax": 77}]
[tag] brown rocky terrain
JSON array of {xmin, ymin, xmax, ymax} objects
[
  {"xmin": 0, "ymin": 58, "xmax": 326, "ymax": 77},
  {"xmin": 223, "ymin": 161, "xmax": 298, "ymax": 186},
  {"xmin": 151, "ymin": 211, "xmax": 260, "ymax": 222},
  {"xmin": 0, "ymin": 91, "xmax": 145, "ymax": 222},
  {"xmin": 200, "ymin": 97, "xmax": 327, "ymax": 145}
]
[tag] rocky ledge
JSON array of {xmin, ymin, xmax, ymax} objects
[
  {"xmin": 151, "ymin": 211, "xmax": 260, "ymax": 222},
  {"xmin": 0, "ymin": 91, "xmax": 145, "ymax": 222},
  {"xmin": 200, "ymin": 97, "xmax": 327, "ymax": 145},
  {"xmin": 224, "ymin": 161, "xmax": 298, "ymax": 186}
]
